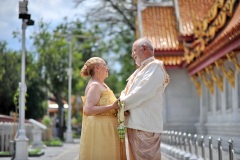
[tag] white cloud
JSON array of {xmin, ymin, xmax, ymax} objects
[{"xmin": 0, "ymin": 0, "xmax": 88, "ymax": 50}]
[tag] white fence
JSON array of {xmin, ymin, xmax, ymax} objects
[{"xmin": 0, "ymin": 122, "xmax": 33, "ymax": 152}]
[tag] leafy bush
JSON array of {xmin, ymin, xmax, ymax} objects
[
  {"xmin": 44, "ymin": 138, "xmax": 63, "ymax": 146},
  {"xmin": 42, "ymin": 115, "xmax": 52, "ymax": 126},
  {"xmin": 0, "ymin": 151, "xmax": 10, "ymax": 156},
  {"xmin": 28, "ymin": 148, "xmax": 42, "ymax": 155}
]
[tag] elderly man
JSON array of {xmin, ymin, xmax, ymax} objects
[{"xmin": 119, "ymin": 37, "xmax": 169, "ymax": 160}]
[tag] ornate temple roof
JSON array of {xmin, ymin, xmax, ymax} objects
[
  {"xmin": 178, "ymin": 0, "xmax": 215, "ymax": 36},
  {"xmin": 137, "ymin": 0, "xmax": 240, "ymax": 70},
  {"xmin": 187, "ymin": 0, "xmax": 240, "ymax": 75}
]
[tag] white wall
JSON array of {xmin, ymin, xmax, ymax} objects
[{"xmin": 163, "ymin": 68, "xmax": 199, "ymax": 133}]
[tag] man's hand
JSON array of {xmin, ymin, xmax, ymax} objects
[{"xmin": 124, "ymin": 110, "xmax": 130, "ymax": 116}]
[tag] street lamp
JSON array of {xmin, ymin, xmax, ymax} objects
[
  {"xmin": 54, "ymin": 32, "xmax": 99, "ymax": 143},
  {"xmin": 15, "ymin": 0, "xmax": 34, "ymax": 160},
  {"xmin": 52, "ymin": 33, "xmax": 74, "ymax": 143},
  {"xmin": 65, "ymin": 35, "xmax": 73, "ymax": 143},
  {"xmin": 55, "ymin": 33, "xmax": 98, "ymax": 143}
]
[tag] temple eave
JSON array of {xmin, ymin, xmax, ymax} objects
[
  {"xmin": 154, "ymin": 49, "xmax": 184, "ymax": 56},
  {"xmin": 178, "ymin": 34, "xmax": 194, "ymax": 43},
  {"xmin": 187, "ymin": 35, "xmax": 240, "ymax": 75}
]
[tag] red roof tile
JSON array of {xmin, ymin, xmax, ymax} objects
[
  {"xmin": 141, "ymin": 6, "xmax": 182, "ymax": 51},
  {"xmin": 178, "ymin": 0, "xmax": 215, "ymax": 36}
]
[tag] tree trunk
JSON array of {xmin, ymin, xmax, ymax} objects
[{"xmin": 55, "ymin": 94, "xmax": 65, "ymax": 141}]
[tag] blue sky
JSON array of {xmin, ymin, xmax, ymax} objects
[
  {"xmin": 0, "ymin": 0, "xmax": 121, "ymax": 72},
  {"xmin": 0, "ymin": 0, "xmax": 93, "ymax": 50}
]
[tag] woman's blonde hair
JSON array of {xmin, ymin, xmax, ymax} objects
[{"xmin": 80, "ymin": 57, "xmax": 105, "ymax": 77}]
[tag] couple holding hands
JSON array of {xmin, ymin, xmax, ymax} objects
[{"xmin": 79, "ymin": 37, "xmax": 169, "ymax": 160}]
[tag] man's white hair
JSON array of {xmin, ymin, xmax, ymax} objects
[{"xmin": 137, "ymin": 37, "xmax": 154, "ymax": 55}]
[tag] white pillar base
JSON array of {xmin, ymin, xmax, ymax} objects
[
  {"xmin": 65, "ymin": 130, "xmax": 73, "ymax": 143},
  {"xmin": 14, "ymin": 136, "xmax": 29, "ymax": 160}
]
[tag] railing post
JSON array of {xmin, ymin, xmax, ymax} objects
[
  {"xmin": 218, "ymin": 138, "xmax": 222, "ymax": 160},
  {"xmin": 168, "ymin": 131, "xmax": 171, "ymax": 145},
  {"xmin": 183, "ymin": 133, "xmax": 187, "ymax": 152},
  {"xmin": 184, "ymin": 133, "xmax": 192, "ymax": 160},
  {"xmin": 167, "ymin": 131, "xmax": 173, "ymax": 154},
  {"xmin": 188, "ymin": 134, "xmax": 193, "ymax": 154},
  {"xmin": 200, "ymin": 135, "xmax": 205, "ymax": 159},
  {"xmin": 189, "ymin": 134, "xmax": 198, "ymax": 160},
  {"xmin": 179, "ymin": 132, "xmax": 186, "ymax": 160},
  {"xmin": 178, "ymin": 132, "xmax": 182, "ymax": 150},
  {"xmin": 209, "ymin": 136, "xmax": 213, "ymax": 160},
  {"xmin": 179, "ymin": 132, "xmax": 187, "ymax": 160},
  {"xmin": 228, "ymin": 139, "xmax": 234, "ymax": 160},
  {"xmin": 170, "ymin": 131, "xmax": 175, "ymax": 156},
  {"xmin": 194, "ymin": 134, "xmax": 198, "ymax": 157},
  {"xmin": 174, "ymin": 131, "xmax": 180, "ymax": 158},
  {"xmin": 176, "ymin": 132, "xmax": 182, "ymax": 158}
]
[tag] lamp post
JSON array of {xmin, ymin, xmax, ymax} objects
[
  {"xmin": 55, "ymin": 33, "xmax": 98, "ymax": 142},
  {"xmin": 15, "ymin": 1, "xmax": 34, "ymax": 159},
  {"xmin": 53, "ymin": 33, "xmax": 74, "ymax": 143},
  {"xmin": 65, "ymin": 36, "xmax": 73, "ymax": 143}
]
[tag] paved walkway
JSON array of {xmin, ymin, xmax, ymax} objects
[
  {"xmin": 2, "ymin": 139, "xmax": 171, "ymax": 160},
  {"xmin": 1, "ymin": 139, "xmax": 80, "ymax": 160}
]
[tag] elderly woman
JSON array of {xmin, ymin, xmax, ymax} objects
[{"xmin": 79, "ymin": 57, "xmax": 126, "ymax": 160}]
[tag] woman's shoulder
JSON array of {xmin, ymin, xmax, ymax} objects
[
  {"xmin": 87, "ymin": 81, "xmax": 102, "ymax": 89},
  {"xmin": 86, "ymin": 81, "xmax": 110, "ymax": 96},
  {"xmin": 85, "ymin": 81, "xmax": 102, "ymax": 95}
]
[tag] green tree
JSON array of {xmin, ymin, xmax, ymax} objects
[
  {"xmin": 0, "ymin": 41, "xmax": 46, "ymax": 119},
  {"xmin": 31, "ymin": 18, "xmax": 108, "ymax": 139},
  {"xmin": 75, "ymin": 0, "xmax": 136, "ymax": 93},
  {"xmin": 25, "ymin": 52, "xmax": 46, "ymax": 120},
  {"xmin": 0, "ymin": 41, "xmax": 21, "ymax": 115}
]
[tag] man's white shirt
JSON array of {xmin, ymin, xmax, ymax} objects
[{"xmin": 120, "ymin": 57, "xmax": 168, "ymax": 133}]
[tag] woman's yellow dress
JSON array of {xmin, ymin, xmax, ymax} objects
[{"xmin": 79, "ymin": 89, "xmax": 125, "ymax": 160}]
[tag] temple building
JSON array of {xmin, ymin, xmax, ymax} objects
[{"xmin": 135, "ymin": 0, "xmax": 240, "ymax": 153}]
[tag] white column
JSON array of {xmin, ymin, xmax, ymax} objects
[
  {"xmin": 137, "ymin": 0, "xmax": 145, "ymax": 37},
  {"xmin": 232, "ymin": 70, "xmax": 240, "ymax": 122},
  {"xmin": 15, "ymin": 19, "xmax": 29, "ymax": 160},
  {"xmin": 212, "ymin": 84, "xmax": 217, "ymax": 115},
  {"xmin": 173, "ymin": 0, "xmax": 183, "ymax": 34},
  {"xmin": 65, "ymin": 40, "xmax": 73, "ymax": 143},
  {"xmin": 221, "ymin": 77, "xmax": 227, "ymax": 116},
  {"xmin": 195, "ymin": 81, "xmax": 207, "ymax": 134}
]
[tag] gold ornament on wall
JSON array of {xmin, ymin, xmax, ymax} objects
[
  {"xmin": 207, "ymin": 3, "xmax": 218, "ymax": 22},
  {"xmin": 191, "ymin": 75, "xmax": 201, "ymax": 96},
  {"xmin": 226, "ymin": 51, "xmax": 240, "ymax": 72},
  {"xmin": 217, "ymin": 0, "xmax": 225, "ymax": 8},
  {"xmin": 199, "ymin": 70, "xmax": 214, "ymax": 95},
  {"xmin": 184, "ymin": 43, "xmax": 195, "ymax": 64},
  {"xmin": 218, "ymin": 58, "xmax": 235, "ymax": 88},
  {"xmin": 207, "ymin": 65, "xmax": 224, "ymax": 92},
  {"xmin": 225, "ymin": 0, "xmax": 237, "ymax": 17}
]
